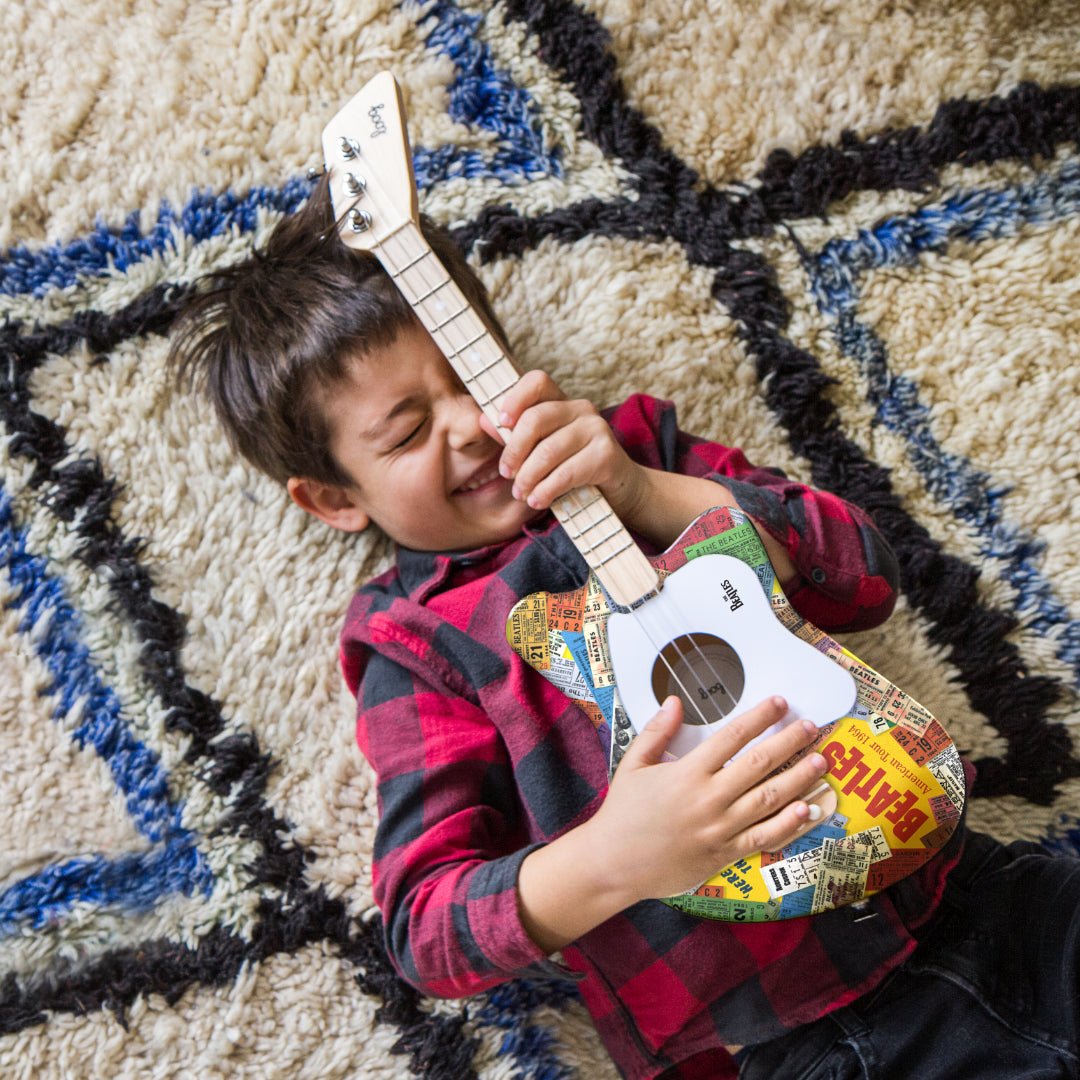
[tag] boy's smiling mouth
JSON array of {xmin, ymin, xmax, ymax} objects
[{"xmin": 454, "ymin": 460, "xmax": 505, "ymax": 496}]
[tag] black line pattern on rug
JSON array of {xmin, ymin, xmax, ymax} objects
[
  {"xmin": 460, "ymin": 0, "xmax": 1079, "ymax": 804},
  {"xmin": 0, "ymin": 297, "xmax": 481, "ymax": 1078}
]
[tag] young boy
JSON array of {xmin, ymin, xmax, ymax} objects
[{"xmin": 171, "ymin": 176, "xmax": 1080, "ymax": 1079}]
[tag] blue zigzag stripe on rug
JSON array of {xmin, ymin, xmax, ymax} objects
[
  {"xmin": 0, "ymin": 486, "xmax": 214, "ymax": 930},
  {"xmin": 408, "ymin": 0, "xmax": 563, "ymax": 185},
  {"xmin": 0, "ymin": 0, "xmax": 558, "ymax": 308},
  {"xmin": 470, "ymin": 977, "xmax": 583, "ymax": 1079},
  {"xmin": 808, "ymin": 157, "xmax": 1080, "ymax": 686},
  {"xmin": 1043, "ymin": 815, "xmax": 1080, "ymax": 858},
  {"xmin": 708, "ymin": 240, "xmax": 1074, "ymax": 808},
  {"xmin": 0, "ymin": 179, "xmax": 313, "ymax": 299}
]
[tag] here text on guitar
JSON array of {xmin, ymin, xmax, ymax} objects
[{"xmin": 321, "ymin": 72, "xmax": 964, "ymax": 923}]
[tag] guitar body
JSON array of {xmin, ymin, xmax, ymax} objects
[{"xmin": 506, "ymin": 506, "xmax": 965, "ymax": 921}]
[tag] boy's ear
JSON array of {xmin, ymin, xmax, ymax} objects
[{"xmin": 286, "ymin": 477, "xmax": 371, "ymax": 533}]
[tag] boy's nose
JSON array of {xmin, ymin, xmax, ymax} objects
[{"xmin": 447, "ymin": 395, "xmax": 485, "ymax": 450}]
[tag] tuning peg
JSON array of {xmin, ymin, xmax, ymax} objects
[
  {"xmin": 344, "ymin": 172, "xmax": 366, "ymax": 196},
  {"xmin": 338, "ymin": 136, "xmax": 360, "ymax": 160},
  {"xmin": 348, "ymin": 208, "xmax": 371, "ymax": 233}
]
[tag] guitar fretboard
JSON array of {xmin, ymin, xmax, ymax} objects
[{"xmin": 373, "ymin": 221, "xmax": 658, "ymax": 608}]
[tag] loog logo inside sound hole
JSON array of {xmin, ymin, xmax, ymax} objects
[{"xmin": 650, "ymin": 633, "xmax": 745, "ymax": 724}]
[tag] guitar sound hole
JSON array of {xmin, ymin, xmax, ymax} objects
[{"xmin": 651, "ymin": 633, "xmax": 745, "ymax": 726}]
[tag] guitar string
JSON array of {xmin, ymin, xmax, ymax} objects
[
  {"xmin": 549, "ymin": 492, "xmax": 736, "ymax": 725},
  {"xmin": 633, "ymin": 590, "xmax": 738, "ymax": 725},
  {"xmin": 377, "ymin": 225, "xmax": 739, "ymax": 729}
]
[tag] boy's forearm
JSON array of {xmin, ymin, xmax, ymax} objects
[
  {"xmin": 517, "ymin": 818, "xmax": 637, "ymax": 955},
  {"xmin": 615, "ymin": 466, "xmax": 799, "ymax": 586}
]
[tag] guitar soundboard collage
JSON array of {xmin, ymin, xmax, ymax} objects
[{"xmin": 506, "ymin": 505, "xmax": 965, "ymax": 922}]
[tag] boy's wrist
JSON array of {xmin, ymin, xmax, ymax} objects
[
  {"xmin": 605, "ymin": 467, "xmax": 721, "ymax": 551},
  {"xmin": 517, "ymin": 816, "xmax": 641, "ymax": 954},
  {"xmin": 604, "ymin": 460, "xmax": 669, "ymax": 540},
  {"xmin": 574, "ymin": 812, "xmax": 646, "ymax": 912},
  {"xmin": 603, "ymin": 461, "xmax": 653, "ymax": 536}
]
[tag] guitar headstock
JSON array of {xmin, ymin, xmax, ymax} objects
[{"xmin": 320, "ymin": 71, "xmax": 419, "ymax": 252}]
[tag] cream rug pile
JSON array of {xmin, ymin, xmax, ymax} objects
[{"xmin": 2, "ymin": 1, "xmax": 1078, "ymax": 1075}]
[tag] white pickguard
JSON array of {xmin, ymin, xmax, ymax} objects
[{"xmin": 607, "ymin": 554, "xmax": 856, "ymax": 760}]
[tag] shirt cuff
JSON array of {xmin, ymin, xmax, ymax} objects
[{"xmin": 468, "ymin": 843, "xmax": 583, "ymax": 982}]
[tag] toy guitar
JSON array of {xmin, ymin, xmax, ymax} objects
[{"xmin": 321, "ymin": 72, "xmax": 965, "ymax": 922}]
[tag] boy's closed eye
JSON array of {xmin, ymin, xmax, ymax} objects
[{"xmin": 387, "ymin": 416, "xmax": 428, "ymax": 453}]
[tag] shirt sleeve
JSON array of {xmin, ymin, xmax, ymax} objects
[
  {"xmin": 603, "ymin": 393, "xmax": 900, "ymax": 632},
  {"xmin": 354, "ymin": 631, "xmax": 570, "ymax": 999}
]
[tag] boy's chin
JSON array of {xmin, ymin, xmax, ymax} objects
[
  {"xmin": 391, "ymin": 503, "xmax": 548, "ymax": 553},
  {"xmin": 467, "ymin": 501, "xmax": 548, "ymax": 546}
]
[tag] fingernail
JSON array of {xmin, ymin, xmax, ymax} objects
[
  {"xmin": 498, "ymin": 411, "xmax": 512, "ymax": 427},
  {"xmin": 771, "ymin": 696, "xmax": 787, "ymax": 710},
  {"xmin": 802, "ymin": 719, "xmax": 817, "ymax": 737},
  {"xmin": 808, "ymin": 753, "xmax": 827, "ymax": 772},
  {"xmin": 511, "ymin": 485, "xmax": 521, "ymax": 500},
  {"xmin": 499, "ymin": 461, "xmax": 511, "ymax": 478}
]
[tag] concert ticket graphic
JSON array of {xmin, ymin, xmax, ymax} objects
[{"xmin": 506, "ymin": 506, "xmax": 965, "ymax": 920}]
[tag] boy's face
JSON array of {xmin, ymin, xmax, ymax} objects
[{"xmin": 312, "ymin": 321, "xmax": 541, "ymax": 551}]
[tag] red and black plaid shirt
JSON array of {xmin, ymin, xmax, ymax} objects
[{"xmin": 341, "ymin": 395, "xmax": 961, "ymax": 1079}]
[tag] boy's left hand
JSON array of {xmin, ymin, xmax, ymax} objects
[{"xmin": 481, "ymin": 370, "xmax": 646, "ymax": 519}]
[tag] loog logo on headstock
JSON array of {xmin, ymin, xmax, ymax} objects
[
  {"xmin": 367, "ymin": 102, "xmax": 388, "ymax": 139},
  {"xmin": 320, "ymin": 73, "xmax": 965, "ymax": 923}
]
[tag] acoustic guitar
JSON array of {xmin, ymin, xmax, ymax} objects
[{"xmin": 320, "ymin": 72, "xmax": 964, "ymax": 922}]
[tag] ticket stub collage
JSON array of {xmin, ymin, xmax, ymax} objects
[{"xmin": 506, "ymin": 505, "xmax": 965, "ymax": 922}]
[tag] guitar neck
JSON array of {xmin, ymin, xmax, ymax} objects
[{"xmin": 372, "ymin": 221, "xmax": 658, "ymax": 608}]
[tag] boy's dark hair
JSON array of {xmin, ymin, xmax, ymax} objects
[{"xmin": 169, "ymin": 173, "xmax": 508, "ymax": 487}]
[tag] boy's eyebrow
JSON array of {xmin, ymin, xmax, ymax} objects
[{"xmin": 360, "ymin": 394, "xmax": 425, "ymax": 443}]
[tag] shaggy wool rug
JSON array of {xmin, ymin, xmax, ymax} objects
[{"xmin": 2, "ymin": 1, "xmax": 1079, "ymax": 1076}]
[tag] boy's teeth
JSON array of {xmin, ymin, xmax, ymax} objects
[{"xmin": 459, "ymin": 468, "xmax": 498, "ymax": 493}]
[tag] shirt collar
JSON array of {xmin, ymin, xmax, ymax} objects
[{"xmin": 394, "ymin": 513, "xmax": 567, "ymax": 601}]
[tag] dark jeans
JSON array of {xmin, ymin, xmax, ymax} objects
[{"xmin": 737, "ymin": 831, "xmax": 1080, "ymax": 1079}]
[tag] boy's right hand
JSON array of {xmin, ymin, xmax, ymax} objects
[{"xmin": 590, "ymin": 695, "xmax": 833, "ymax": 905}]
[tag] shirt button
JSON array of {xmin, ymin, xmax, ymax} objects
[{"xmin": 811, "ymin": 567, "xmax": 827, "ymax": 584}]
